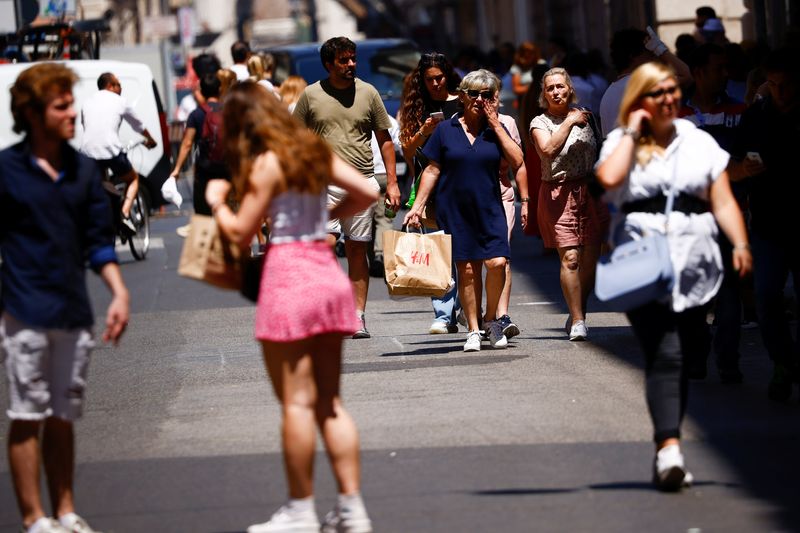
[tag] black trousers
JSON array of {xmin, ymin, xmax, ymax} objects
[{"xmin": 626, "ymin": 301, "xmax": 709, "ymax": 443}]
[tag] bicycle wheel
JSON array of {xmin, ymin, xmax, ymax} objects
[{"xmin": 128, "ymin": 191, "xmax": 150, "ymax": 260}]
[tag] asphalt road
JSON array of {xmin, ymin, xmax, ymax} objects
[{"xmin": 1, "ymin": 209, "xmax": 798, "ymax": 533}]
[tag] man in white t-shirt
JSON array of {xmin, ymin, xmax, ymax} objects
[
  {"xmin": 229, "ymin": 41, "xmax": 251, "ymax": 81},
  {"xmin": 80, "ymin": 73, "xmax": 157, "ymax": 223}
]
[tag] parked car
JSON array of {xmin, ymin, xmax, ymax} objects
[
  {"xmin": 262, "ymin": 38, "xmax": 419, "ymax": 117},
  {"xmin": 0, "ymin": 60, "xmax": 173, "ymax": 209}
]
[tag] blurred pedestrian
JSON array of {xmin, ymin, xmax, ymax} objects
[
  {"xmin": 510, "ymin": 42, "xmax": 541, "ymax": 105},
  {"xmin": 206, "ymin": 81, "xmax": 378, "ymax": 533},
  {"xmin": 530, "ymin": 67, "xmax": 607, "ymax": 341},
  {"xmin": 733, "ymin": 48, "xmax": 800, "ymax": 402},
  {"xmin": 230, "ymin": 40, "xmax": 251, "ymax": 81},
  {"xmin": 404, "ymin": 69, "xmax": 524, "ymax": 352},
  {"xmin": 596, "ymin": 62, "xmax": 751, "ymax": 491},
  {"xmin": 278, "ymin": 75, "xmax": 307, "ymax": 112},
  {"xmin": 1, "ymin": 62, "xmax": 129, "ymax": 533}
]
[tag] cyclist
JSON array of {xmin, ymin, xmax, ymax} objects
[{"xmin": 80, "ymin": 72, "xmax": 157, "ymax": 233}]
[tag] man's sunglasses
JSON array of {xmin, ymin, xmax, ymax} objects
[
  {"xmin": 465, "ymin": 89, "xmax": 495, "ymax": 100},
  {"xmin": 642, "ymin": 85, "xmax": 679, "ymax": 100}
]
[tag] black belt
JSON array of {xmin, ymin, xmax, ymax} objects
[{"xmin": 621, "ymin": 193, "xmax": 710, "ymax": 215}]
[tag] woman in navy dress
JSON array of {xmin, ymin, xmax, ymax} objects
[{"xmin": 404, "ymin": 69, "xmax": 524, "ymax": 352}]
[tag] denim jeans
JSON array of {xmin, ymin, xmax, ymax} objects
[
  {"xmin": 751, "ymin": 232, "xmax": 800, "ymax": 367},
  {"xmin": 432, "ymin": 266, "xmax": 460, "ymax": 325}
]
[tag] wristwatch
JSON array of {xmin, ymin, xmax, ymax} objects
[{"xmin": 622, "ymin": 127, "xmax": 640, "ymax": 141}]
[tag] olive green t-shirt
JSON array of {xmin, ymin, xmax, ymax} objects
[{"xmin": 293, "ymin": 78, "xmax": 392, "ymax": 177}]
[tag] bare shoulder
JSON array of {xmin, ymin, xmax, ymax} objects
[{"xmin": 249, "ymin": 151, "xmax": 286, "ymax": 191}]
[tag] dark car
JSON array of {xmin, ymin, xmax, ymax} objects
[{"xmin": 263, "ymin": 38, "xmax": 419, "ymax": 116}]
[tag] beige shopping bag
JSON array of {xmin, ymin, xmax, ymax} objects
[
  {"xmin": 178, "ymin": 214, "xmax": 243, "ymax": 290},
  {"xmin": 383, "ymin": 229, "xmax": 452, "ymax": 297}
]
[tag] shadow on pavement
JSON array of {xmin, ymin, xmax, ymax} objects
[{"xmin": 511, "ymin": 219, "xmax": 800, "ymax": 532}]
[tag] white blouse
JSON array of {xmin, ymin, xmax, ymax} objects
[{"xmin": 597, "ymin": 118, "xmax": 730, "ymax": 312}]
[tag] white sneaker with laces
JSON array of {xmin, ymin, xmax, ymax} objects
[
  {"xmin": 429, "ymin": 320, "xmax": 457, "ymax": 334},
  {"xmin": 24, "ymin": 517, "xmax": 69, "ymax": 533},
  {"xmin": 569, "ymin": 320, "xmax": 588, "ymax": 341},
  {"xmin": 653, "ymin": 444, "xmax": 693, "ymax": 491},
  {"xmin": 247, "ymin": 504, "xmax": 320, "ymax": 533},
  {"xmin": 486, "ymin": 320, "xmax": 508, "ymax": 349},
  {"xmin": 463, "ymin": 331, "xmax": 482, "ymax": 352},
  {"xmin": 59, "ymin": 513, "xmax": 101, "ymax": 533},
  {"xmin": 321, "ymin": 504, "xmax": 372, "ymax": 533}
]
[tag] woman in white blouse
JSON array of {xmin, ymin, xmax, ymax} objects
[{"xmin": 595, "ymin": 62, "xmax": 751, "ymax": 492}]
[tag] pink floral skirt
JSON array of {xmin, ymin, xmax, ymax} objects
[{"xmin": 254, "ymin": 241, "xmax": 359, "ymax": 342}]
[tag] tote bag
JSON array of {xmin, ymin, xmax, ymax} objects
[
  {"xmin": 383, "ymin": 229, "xmax": 452, "ymax": 297},
  {"xmin": 178, "ymin": 214, "xmax": 242, "ymax": 290}
]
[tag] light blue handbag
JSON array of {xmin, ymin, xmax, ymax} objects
[{"xmin": 594, "ymin": 168, "xmax": 678, "ymax": 311}]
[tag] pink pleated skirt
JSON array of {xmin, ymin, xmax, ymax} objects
[{"xmin": 254, "ymin": 241, "xmax": 359, "ymax": 342}]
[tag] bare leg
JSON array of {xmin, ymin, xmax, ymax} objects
[
  {"xmin": 457, "ymin": 261, "xmax": 482, "ymax": 331},
  {"xmin": 497, "ymin": 260, "xmax": 512, "ymax": 318},
  {"xmin": 579, "ymin": 245, "xmax": 601, "ymax": 313},
  {"xmin": 119, "ymin": 169, "xmax": 139, "ymax": 218},
  {"xmin": 326, "ymin": 233, "xmax": 338, "ymax": 248},
  {"xmin": 312, "ymin": 334, "xmax": 361, "ymax": 495},
  {"xmin": 558, "ymin": 246, "xmax": 584, "ymax": 322},
  {"xmin": 8, "ymin": 420, "xmax": 46, "ymax": 527},
  {"xmin": 42, "ymin": 417, "xmax": 75, "ymax": 519},
  {"xmin": 262, "ymin": 339, "xmax": 318, "ymax": 499},
  {"xmin": 483, "ymin": 257, "xmax": 508, "ymax": 323},
  {"xmin": 345, "ymin": 240, "xmax": 370, "ymax": 313}
]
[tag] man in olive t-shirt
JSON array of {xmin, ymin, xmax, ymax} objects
[{"xmin": 294, "ymin": 36, "xmax": 400, "ymax": 339}]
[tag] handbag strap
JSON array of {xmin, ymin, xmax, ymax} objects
[{"xmin": 661, "ymin": 134, "xmax": 683, "ymax": 230}]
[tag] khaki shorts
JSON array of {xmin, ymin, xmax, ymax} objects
[
  {"xmin": 326, "ymin": 176, "xmax": 380, "ymax": 242},
  {"xmin": 1, "ymin": 313, "xmax": 94, "ymax": 421}
]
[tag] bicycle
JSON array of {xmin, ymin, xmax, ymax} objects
[{"xmin": 105, "ymin": 138, "xmax": 151, "ymax": 260}]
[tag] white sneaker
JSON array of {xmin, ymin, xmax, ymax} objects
[
  {"xmin": 176, "ymin": 224, "xmax": 191, "ymax": 238},
  {"xmin": 569, "ymin": 320, "xmax": 588, "ymax": 341},
  {"xmin": 463, "ymin": 331, "xmax": 482, "ymax": 352},
  {"xmin": 653, "ymin": 444, "xmax": 693, "ymax": 491},
  {"xmin": 485, "ymin": 320, "xmax": 508, "ymax": 349},
  {"xmin": 24, "ymin": 517, "xmax": 69, "ymax": 533},
  {"xmin": 247, "ymin": 504, "xmax": 320, "ymax": 533},
  {"xmin": 321, "ymin": 504, "xmax": 372, "ymax": 533},
  {"xmin": 59, "ymin": 513, "xmax": 101, "ymax": 533},
  {"xmin": 429, "ymin": 320, "xmax": 458, "ymax": 334}
]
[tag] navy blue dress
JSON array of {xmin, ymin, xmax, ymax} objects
[{"xmin": 422, "ymin": 115, "xmax": 510, "ymax": 261}]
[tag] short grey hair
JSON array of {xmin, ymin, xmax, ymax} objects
[
  {"xmin": 538, "ymin": 67, "xmax": 579, "ymax": 109},
  {"xmin": 458, "ymin": 69, "xmax": 500, "ymax": 94}
]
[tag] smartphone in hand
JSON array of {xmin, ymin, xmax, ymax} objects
[
  {"xmin": 430, "ymin": 111, "xmax": 444, "ymax": 121},
  {"xmin": 746, "ymin": 151, "xmax": 763, "ymax": 165}
]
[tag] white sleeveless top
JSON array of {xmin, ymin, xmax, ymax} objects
[{"xmin": 268, "ymin": 190, "xmax": 329, "ymax": 244}]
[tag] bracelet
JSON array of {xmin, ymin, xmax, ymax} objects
[
  {"xmin": 622, "ymin": 127, "xmax": 640, "ymax": 141},
  {"xmin": 520, "ymin": 197, "xmax": 530, "ymax": 203},
  {"xmin": 733, "ymin": 243, "xmax": 750, "ymax": 251}
]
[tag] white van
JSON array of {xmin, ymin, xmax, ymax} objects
[{"xmin": 0, "ymin": 60, "xmax": 172, "ymax": 209}]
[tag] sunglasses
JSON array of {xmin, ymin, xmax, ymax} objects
[
  {"xmin": 465, "ymin": 89, "xmax": 495, "ymax": 100},
  {"xmin": 643, "ymin": 85, "xmax": 680, "ymax": 100}
]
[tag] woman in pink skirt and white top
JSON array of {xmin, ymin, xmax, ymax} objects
[
  {"xmin": 530, "ymin": 67, "xmax": 609, "ymax": 341},
  {"xmin": 206, "ymin": 82, "xmax": 379, "ymax": 533}
]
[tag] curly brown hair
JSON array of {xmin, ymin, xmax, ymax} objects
[
  {"xmin": 11, "ymin": 63, "xmax": 77, "ymax": 134},
  {"xmin": 222, "ymin": 81, "xmax": 331, "ymax": 197},
  {"xmin": 398, "ymin": 52, "xmax": 460, "ymax": 147}
]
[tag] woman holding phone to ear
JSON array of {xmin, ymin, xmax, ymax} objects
[
  {"xmin": 595, "ymin": 62, "xmax": 751, "ymax": 492},
  {"xmin": 398, "ymin": 52, "xmax": 462, "ymax": 334}
]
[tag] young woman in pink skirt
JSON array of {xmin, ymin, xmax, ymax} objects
[{"xmin": 205, "ymin": 82, "xmax": 378, "ymax": 533}]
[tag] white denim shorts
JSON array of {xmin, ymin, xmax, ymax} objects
[
  {"xmin": 1, "ymin": 313, "xmax": 94, "ymax": 421},
  {"xmin": 326, "ymin": 176, "xmax": 380, "ymax": 241}
]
